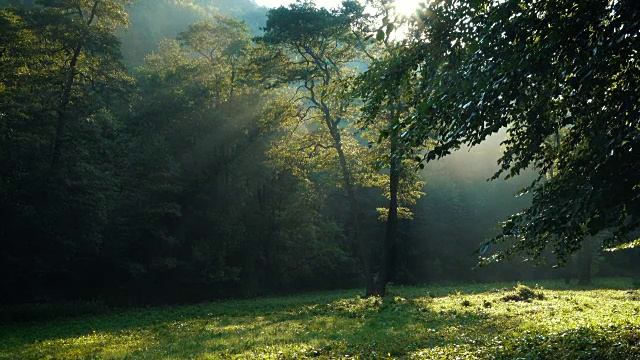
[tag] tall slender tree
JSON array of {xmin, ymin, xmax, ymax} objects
[{"xmin": 260, "ymin": 0, "xmax": 388, "ymax": 295}]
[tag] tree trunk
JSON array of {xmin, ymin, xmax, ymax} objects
[
  {"xmin": 385, "ymin": 138, "xmax": 400, "ymax": 282},
  {"xmin": 374, "ymin": 133, "xmax": 400, "ymax": 297}
]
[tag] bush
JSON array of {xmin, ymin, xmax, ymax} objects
[{"xmin": 501, "ymin": 283, "xmax": 545, "ymax": 302}]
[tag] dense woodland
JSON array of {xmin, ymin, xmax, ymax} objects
[{"xmin": 1, "ymin": 0, "xmax": 638, "ymax": 305}]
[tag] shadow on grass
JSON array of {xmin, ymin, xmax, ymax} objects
[
  {"xmin": 1, "ymin": 278, "xmax": 639, "ymax": 359},
  {"xmin": 0, "ymin": 292, "xmax": 490, "ymax": 359}
]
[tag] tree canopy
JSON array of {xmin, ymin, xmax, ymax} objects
[
  {"xmin": 1, "ymin": 0, "xmax": 638, "ymax": 306},
  {"xmin": 360, "ymin": 0, "xmax": 640, "ymax": 263}
]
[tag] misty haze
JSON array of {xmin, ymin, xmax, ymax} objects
[{"xmin": 1, "ymin": 0, "xmax": 638, "ymax": 359}]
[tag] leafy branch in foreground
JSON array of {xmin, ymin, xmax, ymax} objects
[{"xmin": 360, "ymin": 0, "xmax": 640, "ymax": 264}]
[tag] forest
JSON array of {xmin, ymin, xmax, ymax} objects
[
  {"xmin": 2, "ymin": 0, "xmax": 640, "ymax": 359},
  {"xmin": 0, "ymin": 0, "xmax": 639, "ymax": 308}
]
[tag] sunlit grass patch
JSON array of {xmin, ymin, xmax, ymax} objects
[
  {"xmin": 1, "ymin": 278, "xmax": 639, "ymax": 359},
  {"xmin": 8, "ymin": 328, "xmax": 153, "ymax": 360}
]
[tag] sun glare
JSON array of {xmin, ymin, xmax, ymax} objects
[{"xmin": 392, "ymin": 0, "xmax": 425, "ymax": 18}]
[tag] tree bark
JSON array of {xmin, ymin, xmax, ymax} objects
[
  {"xmin": 379, "ymin": 133, "xmax": 400, "ymax": 295},
  {"xmin": 371, "ymin": 100, "xmax": 402, "ymax": 297}
]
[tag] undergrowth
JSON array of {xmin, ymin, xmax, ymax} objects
[{"xmin": 500, "ymin": 283, "xmax": 545, "ymax": 302}]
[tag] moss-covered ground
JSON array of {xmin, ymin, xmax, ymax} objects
[{"xmin": 1, "ymin": 278, "xmax": 639, "ymax": 359}]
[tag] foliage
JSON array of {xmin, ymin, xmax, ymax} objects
[
  {"xmin": 605, "ymin": 238, "xmax": 640, "ymax": 252},
  {"xmin": 359, "ymin": 0, "xmax": 640, "ymax": 264},
  {"xmin": 118, "ymin": 0, "xmax": 267, "ymax": 66},
  {"xmin": 260, "ymin": 0, "xmax": 392, "ymax": 295},
  {"xmin": 105, "ymin": 12, "xmax": 358, "ymax": 301},
  {"xmin": 0, "ymin": 1, "xmax": 133, "ymax": 302},
  {"xmin": 2, "ymin": 0, "xmax": 638, "ymax": 308},
  {"xmin": 1, "ymin": 278, "xmax": 639, "ymax": 359},
  {"xmin": 0, "ymin": 2, "xmax": 360, "ymax": 304},
  {"xmin": 352, "ymin": 1, "xmax": 433, "ymax": 293},
  {"xmin": 500, "ymin": 283, "xmax": 545, "ymax": 302}
]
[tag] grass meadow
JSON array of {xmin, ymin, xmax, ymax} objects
[{"xmin": 1, "ymin": 278, "xmax": 639, "ymax": 359}]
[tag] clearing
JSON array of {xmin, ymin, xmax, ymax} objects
[{"xmin": 1, "ymin": 278, "xmax": 639, "ymax": 359}]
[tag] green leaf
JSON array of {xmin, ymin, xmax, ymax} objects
[
  {"xmin": 385, "ymin": 23, "xmax": 395, "ymax": 37},
  {"xmin": 604, "ymin": 238, "xmax": 640, "ymax": 252}
]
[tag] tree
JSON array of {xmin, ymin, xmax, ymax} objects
[
  {"xmin": 355, "ymin": 0, "xmax": 428, "ymax": 295},
  {"xmin": 260, "ymin": 0, "xmax": 389, "ymax": 295},
  {"xmin": 100, "ymin": 13, "xmax": 360, "ymax": 301},
  {"xmin": 29, "ymin": 0, "xmax": 132, "ymax": 166},
  {"xmin": 176, "ymin": 15, "xmax": 252, "ymax": 100},
  {"xmin": 0, "ymin": 1, "xmax": 132, "ymax": 302},
  {"xmin": 361, "ymin": 0, "xmax": 640, "ymax": 264},
  {"xmin": 117, "ymin": 0, "xmax": 268, "ymax": 66},
  {"xmin": 1, "ymin": 0, "xmax": 131, "ymax": 166},
  {"xmin": 112, "ymin": 16, "xmax": 261, "ymax": 300}
]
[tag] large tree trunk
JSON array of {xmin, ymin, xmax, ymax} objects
[
  {"xmin": 371, "ymin": 133, "xmax": 401, "ymax": 297},
  {"xmin": 385, "ymin": 136, "xmax": 401, "ymax": 287}
]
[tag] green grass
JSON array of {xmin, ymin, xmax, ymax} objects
[{"xmin": 1, "ymin": 278, "xmax": 639, "ymax": 359}]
